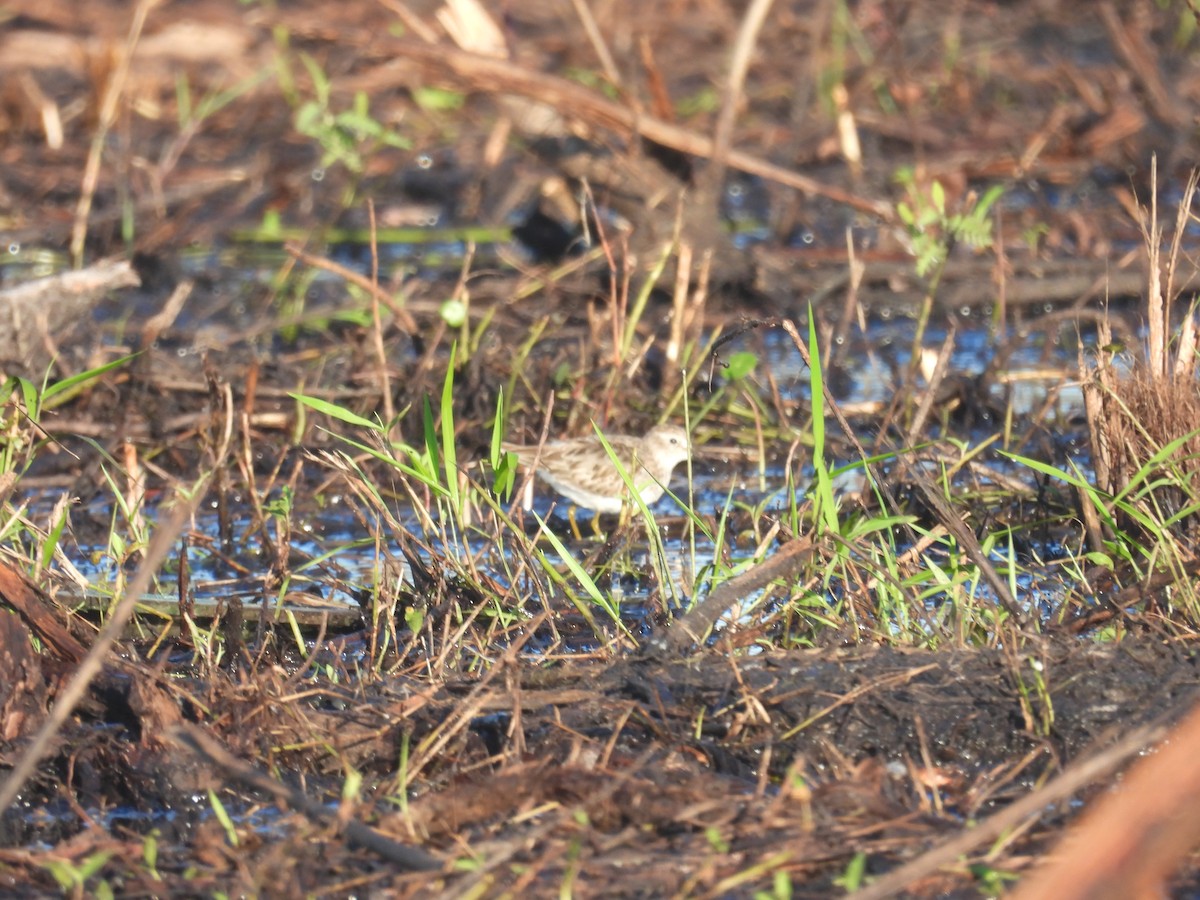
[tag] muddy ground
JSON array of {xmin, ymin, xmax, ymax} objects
[
  {"xmin": 5, "ymin": 625, "xmax": 1200, "ymax": 897},
  {"xmin": 3, "ymin": 0, "xmax": 1200, "ymax": 896}
]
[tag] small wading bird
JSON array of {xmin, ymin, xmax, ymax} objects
[{"xmin": 502, "ymin": 424, "xmax": 692, "ymax": 537}]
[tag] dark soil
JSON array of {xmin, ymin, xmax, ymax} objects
[
  {"xmin": 3, "ymin": 606, "xmax": 1199, "ymax": 896},
  {"xmin": 3, "ymin": 0, "xmax": 1200, "ymax": 896}
]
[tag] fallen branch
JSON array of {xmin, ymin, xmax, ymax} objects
[{"xmin": 363, "ymin": 40, "xmax": 894, "ymax": 221}]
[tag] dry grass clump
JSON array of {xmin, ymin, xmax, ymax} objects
[{"xmin": 1083, "ymin": 166, "xmax": 1200, "ymax": 533}]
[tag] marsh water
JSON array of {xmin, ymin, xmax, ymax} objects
[{"xmin": 8, "ymin": 232, "xmax": 1107, "ymax": 644}]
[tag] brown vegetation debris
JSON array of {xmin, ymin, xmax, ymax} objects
[{"xmin": 1083, "ymin": 168, "xmax": 1200, "ymax": 537}]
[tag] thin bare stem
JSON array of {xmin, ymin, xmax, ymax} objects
[{"xmin": 71, "ymin": 0, "xmax": 160, "ymax": 266}]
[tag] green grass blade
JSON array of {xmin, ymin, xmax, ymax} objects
[
  {"xmin": 440, "ymin": 343, "xmax": 461, "ymax": 515},
  {"xmin": 289, "ymin": 393, "xmax": 383, "ymax": 431},
  {"xmin": 532, "ymin": 513, "xmax": 618, "ymax": 622}
]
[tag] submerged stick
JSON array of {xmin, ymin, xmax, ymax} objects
[{"xmin": 649, "ymin": 537, "xmax": 815, "ymax": 656}]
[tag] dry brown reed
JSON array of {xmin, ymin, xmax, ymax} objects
[{"xmin": 1083, "ymin": 161, "xmax": 1200, "ymax": 535}]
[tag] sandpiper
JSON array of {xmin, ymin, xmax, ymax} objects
[{"xmin": 503, "ymin": 423, "xmax": 692, "ymax": 523}]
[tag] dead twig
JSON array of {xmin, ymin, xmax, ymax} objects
[{"xmin": 284, "ymin": 242, "xmax": 419, "ymax": 333}]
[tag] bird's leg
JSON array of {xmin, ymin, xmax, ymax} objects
[
  {"xmin": 568, "ymin": 506, "xmax": 584, "ymax": 542},
  {"xmin": 616, "ymin": 503, "xmax": 632, "ymax": 533}
]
